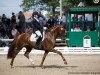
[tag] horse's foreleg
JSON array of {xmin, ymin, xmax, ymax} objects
[
  {"xmin": 24, "ymin": 52, "xmax": 34, "ymax": 65},
  {"xmin": 24, "ymin": 45, "xmax": 34, "ymax": 65},
  {"xmin": 24, "ymin": 52, "xmax": 30, "ymax": 59},
  {"xmin": 52, "ymin": 49, "xmax": 67, "ymax": 65},
  {"xmin": 40, "ymin": 51, "xmax": 48, "ymax": 68}
]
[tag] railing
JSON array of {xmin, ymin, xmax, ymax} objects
[
  {"xmin": 0, "ymin": 39, "xmax": 100, "ymax": 54},
  {"xmin": 0, "ymin": 39, "xmax": 13, "ymax": 41},
  {"xmin": 0, "ymin": 46, "xmax": 100, "ymax": 54},
  {"xmin": 0, "ymin": 38, "xmax": 69, "ymax": 46}
]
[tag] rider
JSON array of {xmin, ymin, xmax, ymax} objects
[{"xmin": 31, "ymin": 11, "xmax": 43, "ymax": 49}]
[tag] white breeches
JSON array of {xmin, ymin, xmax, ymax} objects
[{"xmin": 35, "ymin": 30, "xmax": 42, "ymax": 37}]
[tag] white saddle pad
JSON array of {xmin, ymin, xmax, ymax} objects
[
  {"xmin": 30, "ymin": 31, "xmax": 45, "ymax": 42},
  {"xmin": 30, "ymin": 33, "xmax": 37, "ymax": 41}
]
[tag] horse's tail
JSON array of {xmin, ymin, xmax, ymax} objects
[{"xmin": 7, "ymin": 33, "xmax": 19, "ymax": 59}]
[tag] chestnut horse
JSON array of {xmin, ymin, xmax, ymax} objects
[{"xmin": 7, "ymin": 25, "xmax": 67, "ymax": 68}]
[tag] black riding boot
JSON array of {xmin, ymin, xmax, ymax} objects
[{"xmin": 35, "ymin": 36, "xmax": 42, "ymax": 49}]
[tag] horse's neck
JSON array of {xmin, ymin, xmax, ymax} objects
[{"xmin": 45, "ymin": 31, "xmax": 57, "ymax": 43}]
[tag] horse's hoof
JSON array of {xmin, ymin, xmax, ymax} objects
[
  {"xmin": 64, "ymin": 61, "xmax": 67, "ymax": 65},
  {"xmin": 11, "ymin": 66, "xmax": 14, "ymax": 68},
  {"xmin": 41, "ymin": 66, "xmax": 44, "ymax": 69},
  {"xmin": 31, "ymin": 62, "xmax": 35, "ymax": 65},
  {"xmin": 40, "ymin": 65, "xmax": 44, "ymax": 69},
  {"xmin": 10, "ymin": 64, "xmax": 14, "ymax": 68},
  {"xmin": 29, "ymin": 59, "xmax": 34, "ymax": 65}
]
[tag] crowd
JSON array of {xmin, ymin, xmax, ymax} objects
[
  {"xmin": 71, "ymin": 13, "xmax": 96, "ymax": 32},
  {"xmin": 0, "ymin": 11, "xmax": 67, "ymax": 47}
]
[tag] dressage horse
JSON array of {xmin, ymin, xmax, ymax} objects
[{"xmin": 7, "ymin": 25, "xmax": 67, "ymax": 68}]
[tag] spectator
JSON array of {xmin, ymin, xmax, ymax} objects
[
  {"xmin": 72, "ymin": 14, "xmax": 77, "ymax": 21},
  {"xmin": 61, "ymin": 12, "xmax": 67, "ymax": 29},
  {"xmin": 1, "ymin": 14, "xmax": 7, "ymax": 31},
  {"xmin": 85, "ymin": 13, "xmax": 94, "ymax": 31},
  {"xmin": 0, "ymin": 16, "xmax": 4, "ymax": 35},
  {"xmin": 18, "ymin": 11, "xmax": 26, "ymax": 33},
  {"xmin": 0, "ymin": 33, "xmax": 9, "ymax": 47},
  {"xmin": 78, "ymin": 15, "xmax": 84, "ymax": 31},
  {"xmin": 98, "ymin": 14, "xmax": 100, "ymax": 46},
  {"xmin": 38, "ymin": 15, "xmax": 44, "ymax": 27},
  {"xmin": 11, "ymin": 12, "xmax": 16, "ymax": 28},
  {"xmin": 6, "ymin": 18, "xmax": 11, "ymax": 29},
  {"xmin": 38, "ymin": 12, "xmax": 47, "ymax": 27},
  {"xmin": 0, "ymin": 15, "xmax": 2, "ymax": 23},
  {"xmin": 73, "ymin": 24, "xmax": 82, "ymax": 32},
  {"xmin": 3, "ymin": 33, "xmax": 9, "ymax": 46},
  {"xmin": 46, "ymin": 18, "xmax": 54, "ymax": 29},
  {"xmin": 54, "ymin": 15, "xmax": 60, "ymax": 25}
]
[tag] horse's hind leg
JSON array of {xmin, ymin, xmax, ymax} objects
[
  {"xmin": 10, "ymin": 57, "xmax": 15, "ymax": 68},
  {"xmin": 52, "ymin": 49, "xmax": 67, "ymax": 65},
  {"xmin": 40, "ymin": 51, "xmax": 48, "ymax": 68},
  {"xmin": 24, "ymin": 45, "xmax": 34, "ymax": 64},
  {"xmin": 10, "ymin": 47, "xmax": 21, "ymax": 68}
]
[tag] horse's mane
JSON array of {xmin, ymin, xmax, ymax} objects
[
  {"xmin": 48, "ymin": 24, "xmax": 62, "ymax": 33},
  {"xmin": 44, "ymin": 25, "xmax": 63, "ymax": 39}
]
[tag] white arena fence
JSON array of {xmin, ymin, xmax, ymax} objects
[
  {"xmin": 0, "ymin": 39, "xmax": 100, "ymax": 54},
  {"xmin": 0, "ymin": 46, "xmax": 100, "ymax": 55}
]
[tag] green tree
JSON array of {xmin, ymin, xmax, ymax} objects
[
  {"xmin": 62, "ymin": 0, "xmax": 82, "ymax": 11},
  {"xmin": 85, "ymin": 0, "xmax": 100, "ymax": 6},
  {"xmin": 20, "ymin": 0, "xmax": 34, "ymax": 12},
  {"xmin": 42, "ymin": 0, "xmax": 60, "ymax": 14},
  {"xmin": 20, "ymin": 0, "xmax": 59, "ymax": 14},
  {"xmin": 21, "ymin": 0, "xmax": 100, "ymax": 14},
  {"xmin": 62, "ymin": 0, "xmax": 100, "ymax": 11}
]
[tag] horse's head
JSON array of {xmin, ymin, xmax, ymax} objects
[
  {"xmin": 56, "ymin": 25, "xmax": 65, "ymax": 38},
  {"xmin": 50, "ymin": 25, "xmax": 65, "ymax": 38}
]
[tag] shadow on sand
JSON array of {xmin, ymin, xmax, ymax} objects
[{"xmin": 15, "ymin": 65, "xmax": 78, "ymax": 69}]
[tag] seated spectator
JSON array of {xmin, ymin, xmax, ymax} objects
[
  {"xmin": 73, "ymin": 25, "xmax": 82, "ymax": 32},
  {"xmin": 85, "ymin": 13, "xmax": 95, "ymax": 31}
]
